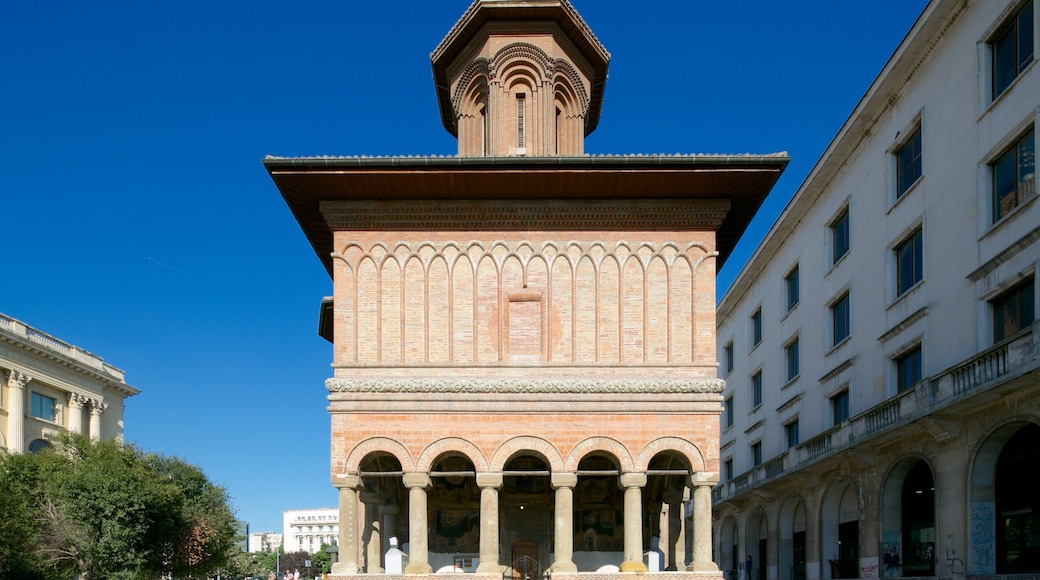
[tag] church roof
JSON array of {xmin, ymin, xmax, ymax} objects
[{"xmin": 264, "ymin": 153, "xmax": 789, "ymax": 276}]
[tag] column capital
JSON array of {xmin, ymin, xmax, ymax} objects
[
  {"xmin": 475, "ymin": 472, "xmax": 503, "ymax": 489},
  {"xmin": 89, "ymin": 399, "xmax": 108, "ymax": 416},
  {"xmin": 333, "ymin": 474, "xmax": 362, "ymax": 489},
  {"xmin": 6, "ymin": 370, "xmax": 31, "ymax": 388},
  {"xmin": 619, "ymin": 472, "xmax": 647, "ymax": 489},
  {"xmin": 68, "ymin": 393, "xmax": 91, "ymax": 408},
  {"xmin": 689, "ymin": 471, "xmax": 719, "ymax": 487},
  {"xmin": 551, "ymin": 472, "xmax": 577, "ymax": 489},
  {"xmin": 402, "ymin": 473, "xmax": 432, "ymax": 490}
]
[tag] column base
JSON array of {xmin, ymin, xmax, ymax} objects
[
  {"xmin": 549, "ymin": 561, "xmax": 578, "ymax": 573},
  {"xmin": 620, "ymin": 561, "xmax": 649, "ymax": 573},
  {"xmin": 687, "ymin": 561, "xmax": 721, "ymax": 573},
  {"xmin": 405, "ymin": 562, "xmax": 434, "ymax": 574},
  {"xmin": 332, "ymin": 561, "xmax": 359, "ymax": 574}
]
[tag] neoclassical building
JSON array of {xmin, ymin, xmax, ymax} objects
[
  {"xmin": 266, "ymin": 1, "xmax": 787, "ymax": 578},
  {"xmin": 713, "ymin": 1, "xmax": 1038, "ymax": 580},
  {"xmin": 1, "ymin": 312, "xmax": 138, "ymax": 452}
]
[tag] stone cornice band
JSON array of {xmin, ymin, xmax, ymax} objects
[{"xmin": 326, "ymin": 377, "xmax": 725, "ymax": 394}]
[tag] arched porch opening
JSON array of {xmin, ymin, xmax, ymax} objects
[
  {"xmin": 646, "ymin": 451, "xmax": 692, "ymax": 571},
  {"xmin": 719, "ymin": 515, "xmax": 739, "ymax": 580},
  {"xmin": 502, "ymin": 454, "xmax": 553, "ymax": 576},
  {"xmin": 574, "ymin": 453, "xmax": 623, "ymax": 571},
  {"xmin": 881, "ymin": 458, "xmax": 936, "ymax": 578},
  {"xmin": 429, "ymin": 455, "xmax": 479, "ymax": 572},
  {"xmin": 358, "ymin": 453, "xmax": 406, "ymax": 573}
]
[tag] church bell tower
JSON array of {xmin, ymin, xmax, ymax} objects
[{"xmin": 431, "ymin": 0, "xmax": 610, "ymax": 157}]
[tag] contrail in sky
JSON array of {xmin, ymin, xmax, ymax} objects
[{"xmin": 147, "ymin": 257, "xmax": 191, "ymax": 277}]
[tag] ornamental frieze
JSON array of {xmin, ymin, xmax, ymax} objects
[{"xmin": 326, "ymin": 377, "xmax": 725, "ymax": 394}]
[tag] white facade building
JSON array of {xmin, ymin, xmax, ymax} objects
[
  {"xmin": 248, "ymin": 531, "xmax": 283, "ymax": 553},
  {"xmin": 284, "ymin": 508, "xmax": 339, "ymax": 554},
  {"xmin": 714, "ymin": 1, "xmax": 1038, "ymax": 580},
  {"xmin": 1, "ymin": 312, "xmax": 139, "ymax": 451}
]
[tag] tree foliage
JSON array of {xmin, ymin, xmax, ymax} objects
[{"xmin": 0, "ymin": 434, "xmax": 236, "ymax": 579}]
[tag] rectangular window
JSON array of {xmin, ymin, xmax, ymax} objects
[
  {"xmin": 896, "ymin": 228, "xmax": 924, "ymax": 296},
  {"xmin": 724, "ymin": 458, "xmax": 733, "ymax": 481},
  {"xmin": 724, "ymin": 396, "xmax": 734, "ymax": 428},
  {"xmin": 751, "ymin": 309, "xmax": 762, "ymax": 346},
  {"xmin": 31, "ymin": 392, "xmax": 56, "ymax": 421},
  {"xmin": 831, "ymin": 208, "xmax": 850, "ymax": 264},
  {"xmin": 832, "ymin": 292, "xmax": 851, "ymax": 346},
  {"xmin": 751, "ymin": 371, "xmax": 763, "ymax": 408},
  {"xmin": 516, "ymin": 94, "xmax": 526, "ymax": 149},
  {"xmin": 992, "ymin": 0, "xmax": 1034, "ymax": 99},
  {"xmin": 751, "ymin": 442, "xmax": 762, "ymax": 466},
  {"xmin": 896, "ymin": 127, "xmax": 923, "ymax": 197},
  {"xmin": 993, "ymin": 277, "xmax": 1035, "ymax": 341},
  {"xmin": 992, "ymin": 128, "xmax": 1035, "ymax": 222},
  {"xmin": 831, "ymin": 390, "xmax": 850, "ymax": 426},
  {"xmin": 785, "ymin": 420, "xmax": 800, "ymax": 448},
  {"xmin": 896, "ymin": 345, "xmax": 923, "ymax": 392},
  {"xmin": 786, "ymin": 337, "xmax": 800, "ymax": 381},
  {"xmin": 724, "ymin": 342, "xmax": 734, "ymax": 375},
  {"xmin": 786, "ymin": 265, "xmax": 800, "ymax": 311}
]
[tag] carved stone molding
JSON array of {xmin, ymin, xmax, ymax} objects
[
  {"xmin": 89, "ymin": 400, "xmax": 108, "ymax": 416},
  {"xmin": 326, "ymin": 377, "xmax": 725, "ymax": 394}
]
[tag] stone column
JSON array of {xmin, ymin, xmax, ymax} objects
[
  {"xmin": 476, "ymin": 473, "xmax": 503, "ymax": 573},
  {"xmin": 688, "ymin": 472, "xmax": 720, "ymax": 573},
  {"xmin": 361, "ymin": 490, "xmax": 384, "ymax": 573},
  {"xmin": 88, "ymin": 399, "xmax": 107, "ymax": 440},
  {"xmin": 381, "ymin": 504, "xmax": 399, "ymax": 561},
  {"xmin": 551, "ymin": 472, "xmax": 578, "ymax": 572},
  {"xmin": 665, "ymin": 489, "xmax": 686, "ymax": 571},
  {"xmin": 67, "ymin": 393, "xmax": 89, "ymax": 435},
  {"xmin": 403, "ymin": 473, "xmax": 433, "ymax": 574},
  {"xmin": 332, "ymin": 475, "xmax": 361, "ymax": 575},
  {"xmin": 620, "ymin": 472, "xmax": 648, "ymax": 572},
  {"xmin": 5, "ymin": 371, "xmax": 30, "ymax": 453}
]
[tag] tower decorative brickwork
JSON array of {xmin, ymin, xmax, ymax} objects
[{"xmin": 265, "ymin": 1, "xmax": 787, "ymax": 578}]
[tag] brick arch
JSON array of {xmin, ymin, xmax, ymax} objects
[
  {"xmin": 416, "ymin": 437, "xmax": 489, "ymax": 473},
  {"xmin": 635, "ymin": 437, "xmax": 705, "ymax": 472},
  {"xmin": 565, "ymin": 437, "xmax": 634, "ymax": 472},
  {"xmin": 489, "ymin": 436, "xmax": 565, "ymax": 472},
  {"xmin": 343, "ymin": 437, "xmax": 416, "ymax": 475}
]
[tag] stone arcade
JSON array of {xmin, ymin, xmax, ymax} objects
[{"xmin": 265, "ymin": 1, "xmax": 788, "ymax": 579}]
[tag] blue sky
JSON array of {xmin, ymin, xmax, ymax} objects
[{"xmin": 2, "ymin": 0, "xmax": 929, "ymax": 532}]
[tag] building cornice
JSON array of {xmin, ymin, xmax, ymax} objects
[{"xmin": 326, "ymin": 377, "xmax": 725, "ymax": 394}]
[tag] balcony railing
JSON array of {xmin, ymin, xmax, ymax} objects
[
  {"xmin": 0, "ymin": 313, "xmax": 125, "ymax": 379},
  {"xmin": 715, "ymin": 324, "xmax": 1039, "ymax": 502}
]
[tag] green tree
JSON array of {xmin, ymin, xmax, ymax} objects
[
  {"xmin": 0, "ymin": 434, "xmax": 237, "ymax": 579},
  {"xmin": 0, "ymin": 450, "xmax": 46, "ymax": 579}
]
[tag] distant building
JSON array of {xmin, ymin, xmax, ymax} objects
[
  {"xmin": 283, "ymin": 508, "xmax": 339, "ymax": 554},
  {"xmin": 714, "ymin": 1, "xmax": 1038, "ymax": 579},
  {"xmin": 234, "ymin": 520, "xmax": 249, "ymax": 552},
  {"xmin": 249, "ymin": 531, "xmax": 283, "ymax": 554},
  {"xmin": 1, "ymin": 312, "xmax": 139, "ymax": 452}
]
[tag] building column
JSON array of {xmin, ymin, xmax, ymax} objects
[
  {"xmin": 67, "ymin": 393, "xmax": 88, "ymax": 435},
  {"xmin": 664, "ymin": 489, "xmax": 686, "ymax": 571},
  {"xmin": 332, "ymin": 475, "xmax": 361, "ymax": 575},
  {"xmin": 620, "ymin": 472, "xmax": 648, "ymax": 572},
  {"xmin": 476, "ymin": 473, "xmax": 503, "ymax": 573},
  {"xmin": 688, "ymin": 472, "xmax": 720, "ymax": 573},
  {"xmin": 551, "ymin": 472, "xmax": 578, "ymax": 572},
  {"xmin": 88, "ymin": 399, "xmax": 107, "ymax": 440},
  {"xmin": 403, "ymin": 473, "xmax": 433, "ymax": 574},
  {"xmin": 5, "ymin": 371, "xmax": 30, "ymax": 453},
  {"xmin": 361, "ymin": 490, "xmax": 384, "ymax": 573}
]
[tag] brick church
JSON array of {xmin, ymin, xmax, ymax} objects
[{"xmin": 265, "ymin": 1, "xmax": 786, "ymax": 578}]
